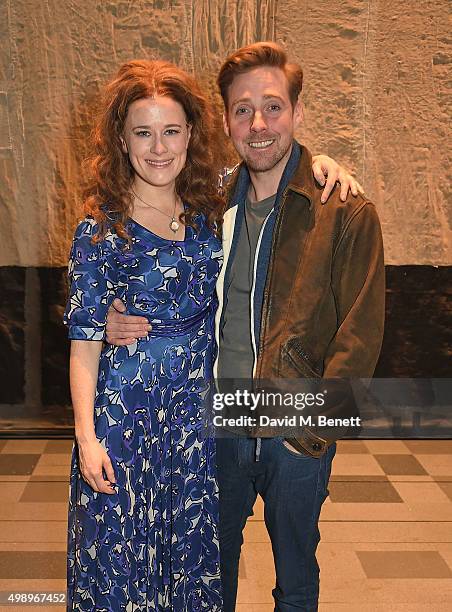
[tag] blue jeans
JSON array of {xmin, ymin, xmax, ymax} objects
[{"xmin": 216, "ymin": 436, "xmax": 336, "ymax": 612}]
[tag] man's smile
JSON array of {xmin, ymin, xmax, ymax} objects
[{"xmin": 248, "ymin": 139, "xmax": 275, "ymax": 149}]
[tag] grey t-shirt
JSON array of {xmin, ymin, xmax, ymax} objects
[{"xmin": 218, "ymin": 193, "xmax": 276, "ymax": 380}]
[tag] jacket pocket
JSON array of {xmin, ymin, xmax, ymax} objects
[{"xmin": 280, "ymin": 337, "xmax": 322, "ymax": 378}]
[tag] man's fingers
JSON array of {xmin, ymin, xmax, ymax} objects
[
  {"xmin": 340, "ymin": 180, "xmax": 349, "ymax": 201},
  {"xmin": 107, "ymin": 313, "xmax": 149, "ymax": 326},
  {"xmin": 105, "ymin": 336, "xmax": 137, "ymax": 346},
  {"xmin": 321, "ymin": 175, "xmax": 336, "ymax": 203},
  {"xmin": 106, "ymin": 322, "xmax": 150, "ymax": 333},
  {"xmin": 111, "ymin": 298, "xmax": 126, "ymax": 312},
  {"xmin": 356, "ymin": 181, "xmax": 365, "ymax": 194},
  {"xmin": 106, "ymin": 330, "xmax": 147, "ymax": 339},
  {"xmin": 312, "ymin": 161, "xmax": 326, "ymax": 186}
]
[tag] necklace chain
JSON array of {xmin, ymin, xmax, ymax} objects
[{"xmin": 131, "ymin": 189, "xmax": 181, "ymax": 234}]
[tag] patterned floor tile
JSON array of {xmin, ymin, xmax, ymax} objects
[
  {"xmin": 364, "ymin": 440, "xmax": 412, "ymax": 454},
  {"xmin": 30, "ymin": 465, "xmax": 70, "ymax": 478},
  {"xmin": 0, "ymin": 455, "xmax": 40, "ymax": 476},
  {"xmin": 437, "ymin": 481, "xmax": 452, "ymax": 501},
  {"xmin": 33, "ymin": 454, "xmax": 71, "ymax": 467},
  {"xmin": 236, "ymin": 542, "xmax": 274, "ymax": 604},
  {"xmin": 330, "ymin": 474, "xmax": 388, "ymax": 481},
  {"xmin": 243, "ymin": 521, "xmax": 270, "ymax": 544},
  {"xmin": 0, "ymin": 503, "xmax": 67, "ymax": 522},
  {"xmin": 356, "ymin": 550, "xmax": 452, "ymax": 579},
  {"xmin": 415, "ymin": 454, "xmax": 452, "ymax": 476},
  {"xmin": 0, "ymin": 483, "xmax": 27, "ymax": 503},
  {"xmin": 374, "ymin": 454, "xmax": 428, "ymax": 475},
  {"xmin": 393, "ymin": 481, "xmax": 451, "ymax": 504},
  {"xmin": 330, "ymin": 454, "xmax": 386, "ymax": 476},
  {"xmin": 319, "ymin": 521, "xmax": 452, "ymax": 543},
  {"xmin": 318, "ymin": 604, "xmax": 450, "ymax": 611},
  {"xmin": 1, "ymin": 440, "xmax": 47, "ymax": 454},
  {"xmin": 0, "ymin": 551, "xmax": 66, "ymax": 579},
  {"xmin": 29, "ymin": 475, "xmax": 68, "ymax": 482},
  {"xmin": 20, "ymin": 482, "xmax": 69, "ymax": 503},
  {"xmin": 1, "ymin": 437, "xmax": 452, "ymax": 609},
  {"xmin": 404, "ymin": 440, "xmax": 452, "ymax": 454},
  {"xmin": 44, "ymin": 440, "xmax": 74, "ymax": 454},
  {"xmin": 322, "ymin": 500, "xmax": 452, "ymax": 522},
  {"xmin": 336, "ymin": 440, "xmax": 369, "ymax": 453},
  {"xmin": 0, "ymin": 521, "xmax": 67, "ymax": 544},
  {"xmin": 329, "ymin": 481, "xmax": 403, "ymax": 503}
]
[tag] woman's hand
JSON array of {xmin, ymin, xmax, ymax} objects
[
  {"xmin": 77, "ymin": 437, "xmax": 116, "ymax": 494},
  {"xmin": 312, "ymin": 155, "xmax": 364, "ymax": 204}
]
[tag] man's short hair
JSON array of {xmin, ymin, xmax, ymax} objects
[{"xmin": 217, "ymin": 41, "xmax": 303, "ymax": 109}]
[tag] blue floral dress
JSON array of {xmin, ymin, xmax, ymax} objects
[{"xmin": 64, "ymin": 215, "xmax": 223, "ymax": 611}]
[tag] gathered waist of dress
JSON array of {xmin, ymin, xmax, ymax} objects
[{"xmin": 144, "ymin": 302, "xmax": 215, "ymax": 337}]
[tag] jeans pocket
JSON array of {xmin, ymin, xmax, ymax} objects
[
  {"xmin": 277, "ymin": 437, "xmax": 317, "ymax": 459},
  {"xmin": 320, "ymin": 442, "xmax": 336, "ymax": 494}
]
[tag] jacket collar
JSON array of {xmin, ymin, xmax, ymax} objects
[{"xmin": 286, "ymin": 144, "xmax": 315, "ymax": 208}]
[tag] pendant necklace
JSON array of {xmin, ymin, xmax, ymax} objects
[{"xmin": 131, "ymin": 188, "xmax": 180, "ymax": 233}]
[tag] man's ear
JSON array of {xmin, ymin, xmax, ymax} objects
[
  {"xmin": 120, "ymin": 135, "xmax": 128, "ymax": 154},
  {"xmin": 293, "ymin": 99, "xmax": 303, "ymax": 128},
  {"xmin": 222, "ymin": 112, "xmax": 230, "ymax": 137}
]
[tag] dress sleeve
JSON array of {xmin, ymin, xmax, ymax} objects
[{"xmin": 63, "ymin": 218, "xmax": 118, "ymax": 341}]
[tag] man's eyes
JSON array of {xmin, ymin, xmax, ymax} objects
[{"xmin": 234, "ymin": 104, "xmax": 281, "ymax": 116}]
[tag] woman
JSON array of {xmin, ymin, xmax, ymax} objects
[
  {"xmin": 64, "ymin": 59, "xmax": 224, "ymax": 611},
  {"xmin": 64, "ymin": 59, "xmax": 359, "ymax": 611}
]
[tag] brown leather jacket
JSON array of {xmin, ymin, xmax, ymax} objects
[{"xmin": 214, "ymin": 143, "xmax": 385, "ymax": 457}]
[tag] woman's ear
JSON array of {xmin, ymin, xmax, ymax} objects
[
  {"xmin": 186, "ymin": 123, "xmax": 192, "ymax": 146},
  {"xmin": 222, "ymin": 113, "xmax": 230, "ymax": 137},
  {"xmin": 120, "ymin": 135, "xmax": 128, "ymax": 153}
]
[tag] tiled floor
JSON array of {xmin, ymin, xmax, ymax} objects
[{"xmin": 0, "ymin": 439, "xmax": 452, "ymax": 610}]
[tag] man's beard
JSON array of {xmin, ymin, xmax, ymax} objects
[{"xmin": 243, "ymin": 138, "xmax": 291, "ymax": 173}]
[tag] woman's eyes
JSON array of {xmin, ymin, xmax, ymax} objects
[
  {"xmin": 164, "ymin": 129, "xmax": 181, "ymax": 135},
  {"xmin": 134, "ymin": 129, "xmax": 181, "ymax": 137}
]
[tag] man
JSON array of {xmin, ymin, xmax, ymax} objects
[{"xmin": 106, "ymin": 43, "xmax": 384, "ymax": 611}]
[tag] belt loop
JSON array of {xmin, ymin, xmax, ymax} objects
[{"xmin": 255, "ymin": 437, "xmax": 261, "ymax": 462}]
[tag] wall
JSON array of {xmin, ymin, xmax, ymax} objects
[
  {"xmin": 0, "ymin": 0, "xmax": 450, "ymax": 266},
  {"xmin": 0, "ymin": 1, "xmax": 450, "ymax": 432}
]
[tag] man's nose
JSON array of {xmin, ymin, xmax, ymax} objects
[{"xmin": 250, "ymin": 111, "xmax": 267, "ymax": 132}]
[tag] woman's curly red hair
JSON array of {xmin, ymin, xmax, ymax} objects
[{"xmin": 83, "ymin": 59, "xmax": 224, "ymax": 242}]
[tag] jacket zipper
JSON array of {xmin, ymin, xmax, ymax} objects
[
  {"xmin": 250, "ymin": 210, "xmax": 273, "ymax": 377},
  {"xmin": 253, "ymin": 189, "xmax": 289, "ymax": 379}
]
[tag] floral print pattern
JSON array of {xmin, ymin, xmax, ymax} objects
[{"xmin": 64, "ymin": 216, "xmax": 223, "ymax": 611}]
